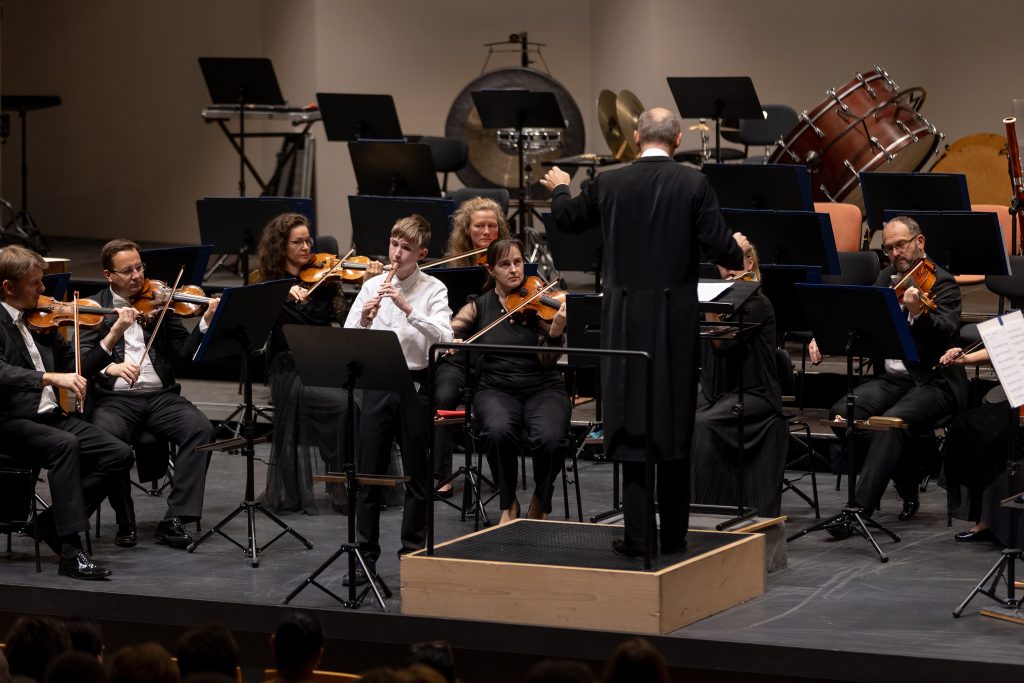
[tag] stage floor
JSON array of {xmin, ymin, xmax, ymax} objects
[{"xmin": 2, "ymin": 379, "xmax": 1024, "ymax": 682}]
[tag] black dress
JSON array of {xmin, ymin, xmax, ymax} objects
[
  {"xmin": 691, "ymin": 291, "xmax": 787, "ymax": 516},
  {"xmin": 263, "ymin": 279, "xmax": 350, "ymax": 514},
  {"xmin": 452, "ymin": 290, "xmax": 571, "ymax": 513}
]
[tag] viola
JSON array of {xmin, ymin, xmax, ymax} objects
[
  {"xmin": 504, "ymin": 275, "xmax": 567, "ymax": 322},
  {"xmin": 23, "ymin": 295, "xmax": 117, "ymax": 331},
  {"xmin": 131, "ymin": 279, "xmax": 215, "ymax": 320},
  {"xmin": 891, "ymin": 258, "xmax": 938, "ymax": 313}
]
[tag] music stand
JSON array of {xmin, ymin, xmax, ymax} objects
[
  {"xmin": 881, "ymin": 210, "xmax": 1010, "ymax": 277},
  {"xmin": 347, "ymin": 195, "xmax": 454, "ymax": 258},
  {"xmin": 1, "ymin": 95, "xmax": 61, "ymax": 254},
  {"xmin": 348, "ymin": 142, "xmax": 441, "ymax": 198},
  {"xmin": 186, "ymin": 279, "xmax": 313, "ymax": 566},
  {"xmin": 41, "ymin": 273, "xmax": 71, "ymax": 302},
  {"xmin": 542, "ymin": 213, "xmax": 603, "ymax": 292},
  {"xmin": 197, "ymin": 196, "xmax": 314, "ymax": 283},
  {"xmin": 139, "ymin": 245, "xmax": 214, "ymax": 286},
  {"xmin": 788, "ymin": 283, "xmax": 917, "ymax": 562},
  {"xmin": 471, "ymin": 90, "xmax": 564, "ymax": 238},
  {"xmin": 759, "ymin": 265, "xmax": 823, "ymax": 346},
  {"xmin": 430, "ymin": 266, "xmax": 488, "ymax": 314},
  {"xmin": 703, "ymin": 163, "xmax": 814, "ymax": 211},
  {"xmin": 316, "ymin": 93, "xmax": 403, "ymax": 141},
  {"xmin": 281, "ymin": 326, "xmax": 413, "ymax": 611},
  {"xmin": 666, "ymin": 77, "xmax": 763, "ymax": 163},
  {"xmin": 721, "ymin": 209, "xmax": 842, "ymax": 275},
  {"xmin": 861, "ymin": 172, "xmax": 971, "ymax": 232}
]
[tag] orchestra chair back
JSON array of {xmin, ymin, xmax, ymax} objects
[
  {"xmin": 418, "ymin": 135, "xmax": 468, "ymax": 195},
  {"xmin": 740, "ymin": 104, "xmax": 799, "ymax": 164},
  {"xmin": 813, "ymin": 201, "xmax": 864, "ymax": 252},
  {"xmin": 0, "ymin": 453, "xmax": 42, "ymax": 572}
]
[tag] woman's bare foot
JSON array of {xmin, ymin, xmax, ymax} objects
[{"xmin": 499, "ymin": 498, "xmax": 520, "ymax": 524}]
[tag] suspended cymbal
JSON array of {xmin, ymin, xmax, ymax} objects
[
  {"xmin": 598, "ymin": 89, "xmax": 631, "ymax": 161},
  {"xmin": 616, "ymin": 89, "xmax": 644, "ymax": 159},
  {"xmin": 688, "ymin": 121, "xmax": 710, "ymax": 132}
]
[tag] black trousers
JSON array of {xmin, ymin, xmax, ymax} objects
[
  {"xmin": 622, "ymin": 459, "xmax": 688, "ymax": 552},
  {"xmin": 356, "ymin": 380, "xmax": 430, "ymax": 563},
  {"xmin": 91, "ymin": 386, "xmax": 215, "ymax": 523},
  {"xmin": 433, "ymin": 358, "xmax": 466, "ymax": 479},
  {"xmin": 830, "ymin": 373, "xmax": 957, "ymax": 515},
  {"xmin": 0, "ymin": 411, "xmax": 133, "ymax": 539},
  {"xmin": 474, "ymin": 385, "xmax": 570, "ymax": 513}
]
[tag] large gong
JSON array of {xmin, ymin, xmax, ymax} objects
[{"xmin": 445, "ymin": 67, "xmax": 585, "ymax": 199}]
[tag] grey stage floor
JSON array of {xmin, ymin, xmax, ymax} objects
[{"xmin": 1, "ymin": 376, "xmax": 1024, "ymax": 681}]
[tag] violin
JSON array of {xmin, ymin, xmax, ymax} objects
[
  {"xmin": 891, "ymin": 258, "xmax": 938, "ymax": 313},
  {"xmin": 131, "ymin": 279, "xmax": 215, "ymax": 320},
  {"xmin": 504, "ymin": 275, "xmax": 567, "ymax": 322},
  {"xmin": 23, "ymin": 295, "xmax": 118, "ymax": 331},
  {"xmin": 299, "ymin": 253, "xmax": 385, "ymax": 285}
]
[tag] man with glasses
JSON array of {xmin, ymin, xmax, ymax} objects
[
  {"xmin": 79, "ymin": 239, "xmax": 219, "ymax": 549},
  {"xmin": 809, "ymin": 216, "xmax": 967, "ymax": 525}
]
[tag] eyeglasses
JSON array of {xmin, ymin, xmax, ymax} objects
[
  {"xmin": 112, "ymin": 263, "xmax": 146, "ymax": 276},
  {"xmin": 288, "ymin": 238, "xmax": 314, "ymax": 247},
  {"xmin": 880, "ymin": 238, "xmax": 916, "ymax": 255}
]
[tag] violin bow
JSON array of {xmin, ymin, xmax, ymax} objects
[
  {"xmin": 130, "ymin": 266, "xmax": 185, "ymax": 390},
  {"xmin": 420, "ymin": 247, "xmax": 487, "ymax": 270},
  {"xmin": 73, "ymin": 290, "xmax": 83, "ymax": 412},
  {"xmin": 306, "ymin": 248, "xmax": 355, "ymax": 296},
  {"xmin": 463, "ymin": 279, "xmax": 561, "ymax": 345}
]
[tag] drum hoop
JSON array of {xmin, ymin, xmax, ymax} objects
[
  {"xmin": 806, "ymin": 88, "xmax": 930, "ymax": 160},
  {"xmin": 830, "ymin": 131, "xmax": 940, "ymax": 198}
]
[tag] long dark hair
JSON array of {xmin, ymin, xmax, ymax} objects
[
  {"xmin": 255, "ymin": 212, "xmax": 310, "ymax": 280},
  {"xmin": 484, "ymin": 237, "xmax": 526, "ymax": 291}
]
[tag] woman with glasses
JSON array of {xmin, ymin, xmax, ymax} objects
[{"xmin": 254, "ymin": 212, "xmax": 382, "ymax": 514}]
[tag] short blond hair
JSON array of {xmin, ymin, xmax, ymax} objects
[
  {"xmin": 0, "ymin": 244, "xmax": 45, "ymax": 292},
  {"xmin": 391, "ymin": 214, "xmax": 431, "ymax": 250}
]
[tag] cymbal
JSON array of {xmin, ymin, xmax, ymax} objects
[
  {"xmin": 688, "ymin": 121, "xmax": 710, "ymax": 132},
  {"xmin": 616, "ymin": 89, "xmax": 644, "ymax": 159},
  {"xmin": 598, "ymin": 89, "xmax": 631, "ymax": 162}
]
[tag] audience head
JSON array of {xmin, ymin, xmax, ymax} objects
[
  {"xmin": 5, "ymin": 616, "xmax": 71, "ymax": 683},
  {"xmin": 409, "ymin": 641, "xmax": 457, "ymax": 683},
  {"xmin": 0, "ymin": 649, "xmax": 11, "ymax": 683},
  {"xmin": 602, "ymin": 638, "xmax": 669, "ymax": 683},
  {"xmin": 175, "ymin": 623, "xmax": 239, "ymax": 681},
  {"xmin": 108, "ymin": 643, "xmax": 180, "ymax": 683},
  {"xmin": 270, "ymin": 612, "xmax": 324, "ymax": 681},
  {"xmin": 359, "ymin": 667, "xmax": 445, "ymax": 683},
  {"xmin": 525, "ymin": 659, "xmax": 595, "ymax": 683},
  {"xmin": 44, "ymin": 651, "xmax": 108, "ymax": 683},
  {"xmin": 635, "ymin": 108, "xmax": 682, "ymax": 152},
  {"xmin": 62, "ymin": 617, "xmax": 105, "ymax": 661}
]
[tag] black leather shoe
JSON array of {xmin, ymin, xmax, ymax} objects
[
  {"xmin": 114, "ymin": 524, "xmax": 137, "ymax": 548},
  {"xmin": 955, "ymin": 528, "xmax": 994, "ymax": 543},
  {"xmin": 57, "ymin": 551, "xmax": 111, "ymax": 580},
  {"xmin": 612, "ymin": 539, "xmax": 655, "ymax": 558},
  {"xmin": 154, "ymin": 518, "xmax": 192, "ymax": 549},
  {"xmin": 826, "ymin": 522, "xmax": 854, "ymax": 540},
  {"xmin": 342, "ymin": 562, "xmax": 373, "ymax": 587},
  {"xmin": 897, "ymin": 499, "xmax": 919, "ymax": 521}
]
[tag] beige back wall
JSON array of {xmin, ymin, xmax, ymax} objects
[{"xmin": 1, "ymin": 0, "xmax": 1021, "ymax": 248}]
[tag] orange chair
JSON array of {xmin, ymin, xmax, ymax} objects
[
  {"xmin": 813, "ymin": 202, "xmax": 864, "ymax": 252},
  {"xmin": 264, "ymin": 669, "xmax": 360, "ymax": 682},
  {"xmin": 956, "ymin": 204, "xmax": 1013, "ymax": 285}
]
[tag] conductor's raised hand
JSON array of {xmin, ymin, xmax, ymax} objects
[
  {"xmin": 540, "ymin": 166, "xmax": 571, "ymax": 192},
  {"xmin": 732, "ymin": 231, "xmax": 751, "ymax": 254}
]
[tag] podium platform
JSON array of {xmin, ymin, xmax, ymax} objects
[{"xmin": 401, "ymin": 519, "xmax": 765, "ymax": 634}]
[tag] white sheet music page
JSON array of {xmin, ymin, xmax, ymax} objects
[
  {"xmin": 698, "ymin": 281, "xmax": 733, "ymax": 302},
  {"xmin": 978, "ymin": 310, "xmax": 1024, "ymax": 408}
]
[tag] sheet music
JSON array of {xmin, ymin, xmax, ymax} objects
[
  {"xmin": 698, "ymin": 281, "xmax": 733, "ymax": 302},
  {"xmin": 977, "ymin": 310, "xmax": 1024, "ymax": 408}
]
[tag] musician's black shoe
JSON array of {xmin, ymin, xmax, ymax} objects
[
  {"xmin": 114, "ymin": 524, "xmax": 137, "ymax": 548},
  {"xmin": 154, "ymin": 518, "xmax": 192, "ymax": 549},
  {"xmin": 58, "ymin": 551, "xmax": 111, "ymax": 580},
  {"xmin": 343, "ymin": 561, "xmax": 374, "ymax": 587},
  {"xmin": 826, "ymin": 522, "xmax": 854, "ymax": 540},
  {"xmin": 955, "ymin": 528, "xmax": 994, "ymax": 543},
  {"xmin": 897, "ymin": 499, "xmax": 919, "ymax": 521},
  {"xmin": 612, "ymin": 539, "xmax": 654, "ymax": 558}
]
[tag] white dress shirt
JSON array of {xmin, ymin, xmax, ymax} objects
[
  {"xmin": 2, "ymin": 301, "xmax": 59, "ymax": 414},
  {"xmin": 344, "ymin": 267, "xmax": 453, "ymax": 370}
]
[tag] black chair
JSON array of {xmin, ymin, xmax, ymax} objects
[
  {"xmin": 740, "ymin": 105, "xmax": 799, "ymax": 164},
  {"xmin": 447, "ymin": 187, "xmax": 510, "ymax": 215},
  {"xmin": 0, "ymin": 453, "xmax": 42, "ymax": 572},
  {"xmin": 419, "ymin": 136, "xmax": 468, "ymax": 195},
  {"xmin": 314, "ymin": 234, "xmax": 339, "ymax": 255}
]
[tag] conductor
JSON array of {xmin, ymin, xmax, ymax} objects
[{"xmin": 541, "ymin": 107, "xmax": 748, "ymax": 557}]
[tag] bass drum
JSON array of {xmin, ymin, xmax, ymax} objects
[
  {"xmin": 930, "ymin": 133, "xmax": 1008, "ymax": 206},
  {"xmin": 770, "ymin": 67, "xmax": 942, "ymax": 208},
  {"xmin": 445, "ymin": 67, "xmax": 585, "ymax": 199}
]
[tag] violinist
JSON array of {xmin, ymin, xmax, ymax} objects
[
  {"xmin": 691, "ymin": 245, "xmax": 788, "ymax": 516},
  {"xmin": 450, "ymin": 238, "xmax": 570, "ymax": 524},
  {"xmin": 343, "ymin": 214, "xmax": 453, "ymax": 586},
  {"xmin": 79, "ymin": 239, "xmax": 219, "ymax": 550},
  {"xmin": 253, "ymin": 212, "xmax": 381, "ymax": 515},
  {"xmin": 435, "ymin": 196, "xmax": 511, "ymax": 496},
  {"xmin": 0, "ymin": 245, "xmax": 134, "ymax": 579},
  {"xmin": 808, "ymin": 215, "xmax": 966, "ymax": 527}
]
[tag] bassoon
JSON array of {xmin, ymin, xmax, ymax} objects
[{"xmin": 1004, "ymin": 117, "xmax": 1024, "ymax": 254}]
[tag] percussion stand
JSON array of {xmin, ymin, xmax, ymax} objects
[{"xmin": 0, "ymin": 95, "xmax": 61, "ymax": 253}]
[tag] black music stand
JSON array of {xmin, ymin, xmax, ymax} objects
[
  {"xmin": 197, "ymin": 196, "xmax": 314, "ymax": 283},
  {"xmin": 759, "ymin": 264, "xmax": 822, "ymax": 344},
  {"xmin": 186, "ymin": 279, "xmax": 313, "ymax": 566},
  {"xmin": 541, "ymin": 213, "xmax": 603, "ymax": 292},
  {"xmin": 471, "ymin": 90, "xmax": 564, "ymax": 238},
  {"xmin": 861, "ymin": 172, "xmax": 971, "ymax": 232},
  {"xmin": 881, "ymin": 210, "xmax": 1009, "ymax": 277},
  {"xmin": 667, "ymin": 77, "xmax": 763, "ymax": 163},
  {"xmin": 41, "ymin": 273, "xmax": 71, "ymax": 302},
  {"xmin": 348, "ymin": 142, "xmax": 441, "ymax": 198},
  {"xmin": 431, "ymin": 266, "xmax": 488, "ymax": 314},
  {"xmin": 1, "ymin": 95, "xmax": 61, "ymax": 253},
  {"xmin": 347, "ymin": 195, "xmax": 454, "ymax": 258},
  {"xmin": 199, "ymin": 57, "xmax": 286, "ymax": 196},
  {"xmin": 721, "ymin": 209, "xmax": 841, "ymax": 275},
  {"xmin": 788, "ymin": 283, "xmax": 916, "ymax": 562},
  {"xmin": 281, "ymin": 326, "xmax": 413, "ymax": 611},
  {"xmin": 139, "ymin": 245, "xmax": 214, "ymax": 286},
  {"xmin": 316, "ymin": 93, "xmax": 403, "ymax": 141},
  {"xmin": 703, "ymin": 163, "xmax": 814, "ymax": 211}
]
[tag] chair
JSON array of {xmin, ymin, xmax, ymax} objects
[
  {"xmin": 447, "ymin": 187, "xmax": 510, "ymax": 215},
  {"xmin": 433, "ymin": 408, "xmax": 498, "ymax": 530},
  {"xmin": 740, "ymin": 105, "xmax": 799, "ymax": 164},
  {"xmin": 775, "ymin": 349, "xmax": 821, "ymax": 519},
  {"xmin": 833, "ymin": 250, "xmax": 880, "ymax": 286},
  {"xmin": 814, "ymin": 201, "xmax": 865, "ymax": 252},
  {"xmin": 419, "ymin": 136, "xmax": 468, "ymax": 195},
  {"xmin": 314, "ymin": 234, "xmax": 339, "ymax": 255},
  {"xmin": 0, "ymin": 453, "xmax": 42, "ymax": 572},
  {"xmin": 957, "ymin": 204, "xmax": 1014, "ymax": 285}
]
